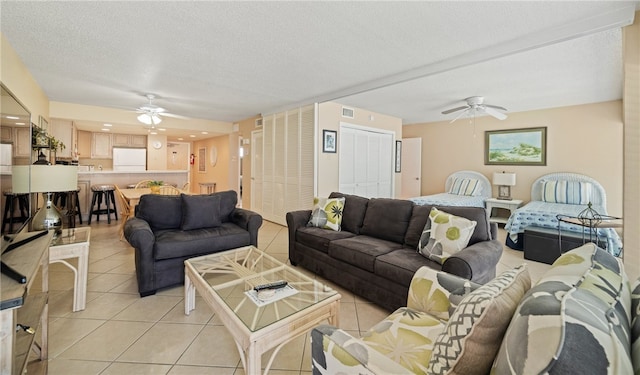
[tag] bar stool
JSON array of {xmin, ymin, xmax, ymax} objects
[
  {"xmin": 2, "ymin": 190, "xmax": 30, "ymax": 234},
  {"xmin": 53, "ymin": 187, "xmax": 83, "ymax": 227},
  {"xmin": 88, "ymin": 184, "xmax": 118, "ymax": 224}
]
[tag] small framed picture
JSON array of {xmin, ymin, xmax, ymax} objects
[
  {"xmin": 323, "ymin": 130, "xmax": 337, "ymax": 153},
  {"xmin": 395, "ymin": 140, "xmax": 402, "ymax": 173}
]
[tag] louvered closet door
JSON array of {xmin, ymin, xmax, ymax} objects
[
  {"xmin": 250, "ymin": 130, "xmax": 263, "ymax": 215},
  {"xmin": 260, "ymin": 105, "xmax": 316, "ymax": 225}
]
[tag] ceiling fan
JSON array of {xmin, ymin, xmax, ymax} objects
[
  {"xmin": 442, "ymin": 96, "xmax": 508, "ymax": 123},
  {"xmin": 135, "ymin": 94, "xmax": 186, "ymax": 127}
]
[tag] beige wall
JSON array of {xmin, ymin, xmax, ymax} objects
[
  {"xmin": 147, "ymin": 133, "xmax": 168, "ymax": 170},
  {"xmin": 317, "ymin": 102, "xmax": 403, "ymax": 198},
  {"xmin": 191, "ymin": 135, "xmax": 232, "ymax": 194},
  {"xmin": 1, "ymin": 33, "xmax": 49, "ymax": 128},
  {"xmin": 403, "ymin": 101, "xmax": 624, "ymax": 217}
]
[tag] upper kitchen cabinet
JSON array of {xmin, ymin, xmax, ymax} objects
[
  {"xmin": 91, "ymin": 132, "xmax": 112, "ymax": 159},
  {"xmin": 1, "ymin": 127, "xmax": 12, "ymax": 142},
  {"xmin": 77, "ymin": 130, "xmax": 91, "ymax": 159},
  {"xmin": 50, "ymin": 118, "xmax": 73, "ymax": 158},
  {"xmin": 14, "ymin": 127, "xmax": 31, "ymax": 158},
  {"xmin": 112, "ymin": 133, "xmax": 146, "ymax": 148}
]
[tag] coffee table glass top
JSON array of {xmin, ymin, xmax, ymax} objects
[
  {"xmin": 186, "ymin": 246, "xmax": 337, "ymax": 331},
  {"xmin": 50, "ymin": 227, "xmax": 90, "ymax": 247}
]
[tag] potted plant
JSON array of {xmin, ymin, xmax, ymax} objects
[{"xmin": 148, "ymin": 180, "xmax": 163, "ymax": 194}]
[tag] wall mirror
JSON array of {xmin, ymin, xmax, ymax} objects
[{"xmin": 1, "ymin": 83, "xmax": 33, "ymax": 231}]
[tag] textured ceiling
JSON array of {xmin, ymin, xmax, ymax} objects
[{"xmin": 1, "ymin": 1, "xmax": 638, "ymax": 138}]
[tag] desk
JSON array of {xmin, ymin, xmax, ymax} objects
[
  {"xmin": 198, "ymin": 182, "xmax": 217, "ymax": 194},
  {"xmin": 49, "ymin": 227, "xmax": 90, "ymax": 312},
  {"xmin": 120, "ymin": 188, "xmax": 190, "ymax": 208}
]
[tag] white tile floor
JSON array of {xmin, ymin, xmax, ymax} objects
[{"xmin": 32, "ymin": 219, "xmax": 550, "ymax": 374}]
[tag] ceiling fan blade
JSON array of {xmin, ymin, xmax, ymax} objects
[
  {"xmin": 449, "ymin": 109, "xmax": 470, "ymax": 123},
  {"xmin": 441, "ymin": 105, "xmax": 469, "ymax": 115},
  {"xmin": 485, "ymin": 104, "xmax": 508, "ymax": 111},
  {"xmin": 483, "ymin": 106, "xmax": 507, "ymax": 120},
  {"xmin": 158, "ymin": 112, "xmax": 190, "ymax": 120}
]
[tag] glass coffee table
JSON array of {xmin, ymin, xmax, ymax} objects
[{"xmin": 184, "ymin": 246, "xmax": 340, "ymax": 374}]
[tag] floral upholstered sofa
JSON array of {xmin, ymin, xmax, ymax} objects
[{"xmin": 311, "ymin": 243, "xmax": 640, "ymax": 374}]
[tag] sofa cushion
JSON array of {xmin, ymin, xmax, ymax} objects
[
  {"xmin": 180, "ymin": 194, "xmax": 222, "ymax": 230},
  {"xmin": 307, "ymin": 197, "xmax": 345, "ymax": 231},
  {"xmin": 360, "ymin": 198, "xmax": 413, "ymax": 243},
  {"xmin": 329, "ymin": 236, "xmax": 402, "ymax": 273},
  {"xmin": 631, "ymin": 277, "xmax": 640, "ymax": 373},
  {"xmin": 361, "ymin": 307, "xmax": 447, "ymax": 374},
  {"xmin": 418, "ymin": 208, "xmax": 477, "ymax": 264},
  {"xmin": 136, "ymin": 194, "xmax": 183, "ymax": 230},
  {"xmin": 295, "ymin": 226, "xmax": 356, "ymax": 254},
  {"xmin": 492, "ymin": 244, "xmax": 633, "ymax": 375},
  {"xmin": 215, "ymin": 190, "xmax": 238, "ymax": 222},
  {"xmin": 329, "ymin": 192, "xmax": 369, "ymax": 234},
  {"xmin": 376, "ymin": 248, "xmax": 441, "ymax": 288},
  {"xmin": 428, "ymin": 264, "xmax": 530, "ymax": 375},
  {"xmin": 154, "ymin": 222, "xmax": 250, "ymax": 260}
]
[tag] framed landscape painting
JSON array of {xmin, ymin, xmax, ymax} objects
[{"xmin": 485, "ymin": 127, "xmax": 547, "ymax": 166}]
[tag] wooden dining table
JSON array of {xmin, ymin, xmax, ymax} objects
[{"xmin": 119, "ymin": 188, "xmax": 190, "ymax": 209}]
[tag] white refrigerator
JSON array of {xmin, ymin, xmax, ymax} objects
[
  {"xmin": 112, "ymin": 148, "xmax": 146, "ymax": 171},
  {"xmin": 0, "ymin": 143, "xmax": 12, "ymax": 173}
]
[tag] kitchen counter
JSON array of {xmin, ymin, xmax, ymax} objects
[{"xmin": 78, "ymin": 169, "xmax": 188, "ymax": 175}]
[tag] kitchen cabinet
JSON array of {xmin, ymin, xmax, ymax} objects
[
  {"xmin": 77, "ymin": 131, "xmax": 91, "ymax": 159},
  {"xmin": 1, "ymin": 126, "xmax": 12, "ymax": 142},
  {"xmin": 14, "ymin": 127, "xmax": 31, "ymax": 158},
  {"xmin": 112, "ymin": 133, "xmax": 146, "ymax": 148},
  {"xmin": 91, "ymin": 133, "xmax": 112, "ymax": 159},
  {"xmin": 49, "ymin": 119, "xmax": 73, "ymax": 159}
]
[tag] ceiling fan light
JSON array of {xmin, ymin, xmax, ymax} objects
[{"xmin": 137, "ymin": 113, "xmax": 162, "ymax": 125}]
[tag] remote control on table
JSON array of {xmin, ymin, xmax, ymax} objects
[{"xmin": 254, "ymin": 280, "xmax": 288, "ymax": 292}]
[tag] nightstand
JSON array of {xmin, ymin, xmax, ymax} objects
[{"xmin": 485, "ymin": 198, "xmax": 523, "ymax": 224}]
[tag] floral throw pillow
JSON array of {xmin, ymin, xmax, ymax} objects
[
  {"xmin": 418, "ymin": 207, "xmax": 477, "ymax": 264},
  {"xmin": 307, "ymin": 197, "xmax": 345, "ymax": 231}
]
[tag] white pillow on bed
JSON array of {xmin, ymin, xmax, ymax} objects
[
  {"xmin": 449, "ymin": 178, "xmax": 483, "ymax": 196},
  {"xmin": 541, "ymin": 180, "xmax": 592, "ymax": 205}
]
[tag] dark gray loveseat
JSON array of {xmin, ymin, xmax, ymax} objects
[
  {"xmin": 287, "ymin": 192, "xmax": 502, "ymax": 311},
  {"xmin": 124, "ymin": 190, "xmax": 263, "ymax": 296}
]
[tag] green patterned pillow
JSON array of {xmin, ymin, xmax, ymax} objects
[
  {"xmin": 631, "ymin": 277, "xmax": 640, "ymax": 374},
  {"xmin": 307, "ymin": 197, "xmax": 345, "ymax": 231},
  {"xmin": 427, "ymin": 264, "xmax": 531, "ymax": 375},
  {"xmin": 418, "ymin": 208, "xmax": 477, "ymax": 264}
]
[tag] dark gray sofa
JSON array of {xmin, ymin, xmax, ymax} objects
[
  {"xmin": 287, "ymin": 192, "xmax": 502, "ymax": 311},
  {"xmin": 124, "ymin": 190, "xmax": 263, "ymax": 297}
]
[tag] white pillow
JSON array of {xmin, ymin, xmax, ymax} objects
[
  {"xmin": 541, "ymin": 180, "xmax": 592, "ymax": 205},
  {"xmin": 449, "ymin": 178, "xmax": 482, "ymax": 196},
  {"xmin": 418, "ymin": 207, "xmax": 477, "ymax": 264}
]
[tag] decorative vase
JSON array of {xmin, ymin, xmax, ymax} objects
[{"xmin": 150, "ymin": 186, "xmax": 160, "ymax": 194}]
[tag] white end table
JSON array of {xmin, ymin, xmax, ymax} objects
[
  {"xmin": 48, "ymin": 227, "xmax": 90, "ymax": 312},
  {"xmin": 485, "ymin": 198, "xmax": 523, "ymax": 224}
]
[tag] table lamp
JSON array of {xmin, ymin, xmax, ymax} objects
[
  {"xmin": 493, "ymin": 172, "xmax": 516, "ymax": 200},
  {"xmin": 12, "ymin": 165, "xmax": 78, "ymax": 233}
]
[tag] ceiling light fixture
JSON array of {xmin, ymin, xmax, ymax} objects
[{"xmin": 137, "ymin": 113, "xmax": 162, "ymax": 125}]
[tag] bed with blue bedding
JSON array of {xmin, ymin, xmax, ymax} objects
[
  {"xmin": 505, "ymin": 172, "xmax": 622, "ymax": 256},
  {"xmin": 408, "ymin": 170, "xmax": 491, "ymax": 207}
]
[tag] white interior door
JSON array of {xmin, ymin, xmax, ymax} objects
[
  {"xmin": 401, "ymin": 137, "xmax": 422, "ymax": 198},
  {"xmin": 250, "ymin": 130, "xmax": 263, "ymax": 214}
]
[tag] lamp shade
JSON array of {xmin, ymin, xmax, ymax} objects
[
  {"xmin": 137, "ymin": 113, "xmax": 162, "ymax": 125},
  {"xmin": 493, "ymin": 172, "xmax": 516, "ymax": 186},
  {"xmin": 12, "ymin": 165, "xmax": 78, "ymax": 194}
]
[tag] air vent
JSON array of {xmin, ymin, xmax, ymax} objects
[
  {"xmin": 255, "ymin": 118, "xmax": 263, "ymax": 127},
  {"xmin": 342, "ymin": 107, "xmax": 354, "ymax": 118}
]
